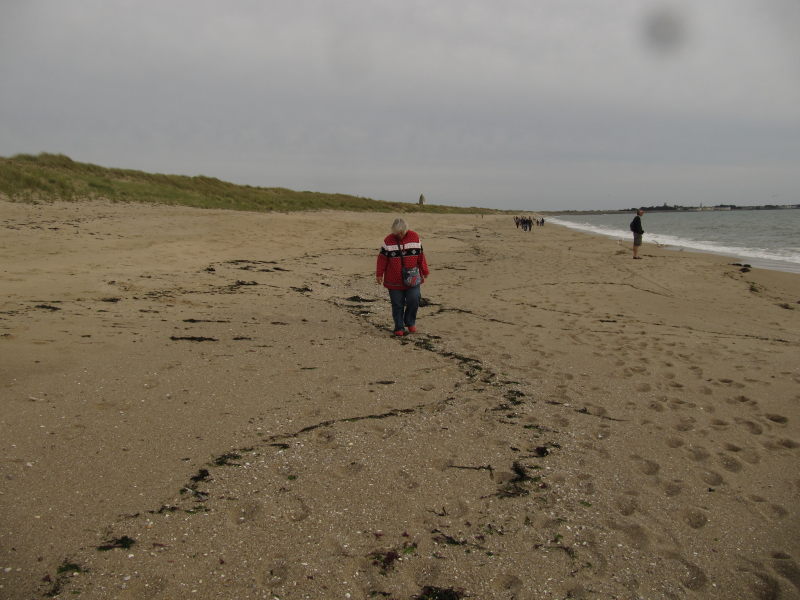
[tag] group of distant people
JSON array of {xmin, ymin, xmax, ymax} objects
[
  {"xmin": 514, "ymin": 210, "xmax": 646, "ymax": 261},
  {"xmin": 514, "ymin": 216, "xmax": 544, "ymax": 231}
]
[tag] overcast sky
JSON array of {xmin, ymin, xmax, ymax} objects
[{"xmin": 1, "ymin": 1, "xmax": 798, "ymax": 210}]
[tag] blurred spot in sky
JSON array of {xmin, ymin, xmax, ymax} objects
[{"xmin": 643, "ymin": 5, "xmax": 688, "ymax": 56}]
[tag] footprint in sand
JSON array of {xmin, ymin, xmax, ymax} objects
[
  {"xmin": 611, "ymin": 521, "xmax": 650, "ymax": 550},
  {"xmin": 683, "ymin": 508, "xmax": 708, "ymax": 529},
  {"xmin": 771, "ymin": 552, "xmax": 800, "ymax": 592},
  {"xmin": 765, "ymin": 413, "xmax": 788, "ymax": 424},
  {"xmin": 741, "ymin": 449, "xmax": 761, "ymax": 464},
  {"xmin": 639, "ymin": 459, "xmax": 660, "ymax": 476},
  {"xmin": 770, "ymin": 504, "xmax": 789, "ymax": 518},
  {"xmin": 615, "ymin": 495, "xmax": 637, "ymax": 516},
  {"xmin": 315, "ymin": 429, "xmax": 339, "ymax": 449},
  {"xmin": 687, "ymin": 446, "xmax": 710, "ymax": 462},
  {"xmin": 586, "ymin": 403, "xmax": 608, "ymax": 417},
  {"xmin": 680, "ymin": 562, "xmax": 709, "ymax": 591},
  {"xmin": 447, "ymin": 499, "xmax": 471, "ymax": 519},
  {"xmin": 665, "ymin": 437, "xmax": 684, "ymax": 448},
  {"xmin": 231, "ymin": 500, "xmax": 265, "ymax": 526},
  {"xmin": 563, "ymin": 585, "xmax": 594, "ymax": 600},
  {"xmin": 259, "ymin": 557, "xmax": 292, "ymax": 587},
  {"xmin": 729, "ymin": 394, "xmax": 758, "ymax": 408},
  {"xmin": 736, "ymin": 418, "xmax": 764, "ymax": 435},
  {"xmin": 701, "ymin": 470, "xmax": 724, "ymax": 486},
  {"xmin": 719, "ymin": 453, "xmax": 744, "ymax": 473},
  {"xmin": 577, "ymin": 474, "xmax": 595, "ymax": 495},
  {"xmin": 664, "ymin": 481, "xmax": 683, "ymax": 497},
  {"xmin": 663, "ymin": 553, "xmax": 708, "ymax": 591},
  {"xmin": 285, "ymin": 496, "xmax": 311, "ymax": 522},
  {"xmin": 494, "ymin": 574, "xmax": 523, "ymax": 594},
  {"xmin": 397, "ymin": 468, "xmax": 420, "ymax": 490},
  {"xmin": 335, "ymin": 460, "xmax": 365, "ymax": 480},
  {"xmin": 723, "ymin": 443, "xmax": 760, "ymax": 464},
  {"xmin": 745, "ymin": 571, "xmax": 782, "ymax": 600}
]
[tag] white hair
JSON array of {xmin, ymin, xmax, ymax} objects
[{"xmin": 391, "ymin": 218, "xmax": 408, "ymax": 236}]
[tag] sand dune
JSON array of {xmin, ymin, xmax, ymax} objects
[{"xmin": 1, "ymin": 200, "xmax": 798, "ymax": 599}]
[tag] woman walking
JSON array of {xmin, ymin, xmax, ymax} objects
[{"xmin": 376, "ymin": 218, "xmax": 430, "ymax": 336}]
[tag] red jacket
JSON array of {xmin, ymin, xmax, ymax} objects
[{"xmin": 376, "ymin": 230, "xmax": 430, "ymax": 290}]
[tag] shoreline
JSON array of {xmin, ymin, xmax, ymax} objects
[
  {"xmin": 1, "ymin": 200, "xmax": 798, "ymax": 599},
  {"xmin": 548, "ymin": 217, "xmax": 800, "ymax": 275}
]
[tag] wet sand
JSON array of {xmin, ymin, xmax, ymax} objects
[{"xmin": 1, "ymin": 199, "xmax": 799, "ymax": 599}]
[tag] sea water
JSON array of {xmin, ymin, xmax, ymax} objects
[{"xmin": 549, "ymin": 210, "xmax": 800, "ymax": 274}]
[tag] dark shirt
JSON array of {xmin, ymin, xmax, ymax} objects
[{"xmin": 630, "ymin": 216, "xmax": 644, "ymax": 234}]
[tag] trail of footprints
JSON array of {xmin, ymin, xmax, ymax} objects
[{"xmin": 25, "ymin": 251, "xmax": 798, "ymax": 599}]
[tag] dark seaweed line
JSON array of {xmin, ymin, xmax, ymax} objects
[
  {"xmin": 285, "ymin": 407, "xmax": 417, "ymax": 437},
  {"xmin": 34, "ymin": 265, "xmax": 524, "ymax": 596},
  {"xmin": 314, "ymin": 288, "xmax": 567, "ymax": 501},
  {"xmin": 127, "ymin": 288, "xmax": 488, "ymax": 515},
  {"xmin": 322, "ymin": 287, "xmax": 532, "ymax": 397},
  {"xmin": 169, "ymin": 285, "xmax": 544, "ymax": 509},
  {"xmin": 159, "ymin": 402, "xmax": 456, "ymax": 525},
  {"xmin": 176, "ymin": 301, "xmax": 537, "ymax": 501}
]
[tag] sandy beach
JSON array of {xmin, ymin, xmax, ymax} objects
[{"xmin": 1, "ymin": 199, "xmax": 798, "ymax": 600}]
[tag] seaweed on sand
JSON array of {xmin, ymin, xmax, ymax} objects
[
  {"xmin": 497, "ymin": 461, "xmax": 540, "ymax": 498},
  {"xmin": 97, "ymin": 535, "xmax": 136, "ymax": 551}
]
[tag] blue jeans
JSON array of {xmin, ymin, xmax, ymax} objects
[{"xmin": 388, "ymin": 286, "xmax": 420, "ymax": 332}]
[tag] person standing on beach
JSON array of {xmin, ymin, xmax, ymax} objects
[
  {"xmin": 630, "ymin": 209, "xmax": 645, "ymax": 259},
  {"xmin": 376, "ymin": 218, "xmax": 430, "ymax": 336}
]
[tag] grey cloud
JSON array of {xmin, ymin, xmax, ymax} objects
[{"xmin": 1, "ymin": 0, "xmax": 798, "ymax": 209}]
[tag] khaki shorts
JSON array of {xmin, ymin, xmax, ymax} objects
[{"xmin": 633, "ymin": 233, "xmax": 643, "ymax": 246}]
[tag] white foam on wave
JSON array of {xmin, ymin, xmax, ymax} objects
[{"xmin": 549, "ymin": 217, "xmax": 800, "ymax": 273}]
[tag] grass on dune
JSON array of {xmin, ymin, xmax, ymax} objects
[{"xmin": 0, "ymin": 153, "xmax": 494, "ymax": 214}]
